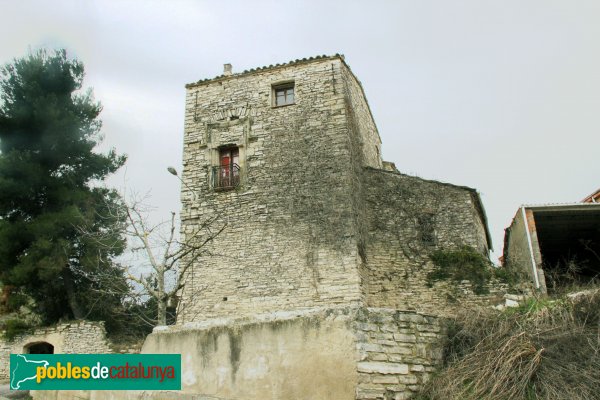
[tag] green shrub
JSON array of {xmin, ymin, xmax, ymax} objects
[
  {"xmin": 492, "ymin": 265, "xmax": 519, "ymax": 286},
  {"xmin": 1, "ymin": 318, "xmax": 32, "ymax": 341},
  {"xmin": 427, "ymin": 246, "xmax": 494, "ymax": 294},
  {"xmin": 503, "ymin": 297, "xmax": 563, "ymax": 316}
]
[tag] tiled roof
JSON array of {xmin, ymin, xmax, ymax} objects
[
  {"xmin": 186, "ymin": 54, "xmax": 344, "ymax": 88},
  {"xmin": 582, "ymin": 188, "xmax": 600, "ymax": 203}
]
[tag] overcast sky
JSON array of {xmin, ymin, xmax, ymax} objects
[{"xmin": 1, "ymin": 0, "xmax": 599, "ymax": 260}]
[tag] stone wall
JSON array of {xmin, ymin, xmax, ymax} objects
[
  {"xmin": 340, "ymin": 62, "xmax": 382, "ymax": 170},
  {"xmin": 362, "ymin": 168, "xmax": 502, "ymax": 315},
  {"xmin": 64, "ymin": 307, "xmax": 445, "ymax": 400},
  {"xmin": 0, "ymin": 321, "xmax": 111, "ymax": 381},
  {"xmin": 354, "ymin": 308, "xmax": 443, "ymax": 400},
  {"xmin": 340, "ymin": 63, "xmax": 382, "ymax": 305},
  {"xmin": 142, "ymin": 308, "xmax": 358, "ymax": 400}
]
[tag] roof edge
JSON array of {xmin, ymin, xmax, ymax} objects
[
  {"xmin": 582, "ymin": 188, "xmax": 600, "ymax": 203},
  {"xmin": 522, "ymin": 202, "xmax": 600, "ymax": 211},
  {"xmin": 185, "ymin": 54, "xmax": 345, "ymax": 88},
  {"xmin": 364, "ymin": 166, "xmax": 479, "ymax": 193},
  {"xmin": 364, "ymin": 167, "xmax": 493, "ymax": 251}
]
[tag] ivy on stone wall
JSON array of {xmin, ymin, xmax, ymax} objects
[{"xmin": 427, "ymin": 247, "xmax": 495, "ymax": 295}]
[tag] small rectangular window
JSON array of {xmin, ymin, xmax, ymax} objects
[
  {"xmin": 273, "ymin": 83, "xmax": 294, "ymax": 106},
  {"xmin": 418, "ymin": 214, "xmax": 436, "ymax": 246}
]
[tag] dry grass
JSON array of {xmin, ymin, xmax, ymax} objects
[{"xmin": 418, "ymin": 289, "xmax": 600, "ymax": 400}]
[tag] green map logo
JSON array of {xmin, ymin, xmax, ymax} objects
[
  {"xmin": 10, "ymin": 354, "xmax": 181, "ymax": 390},
  {"xmin": 11, "ymin": 354, "xmax": 49, "ymax": 389}
]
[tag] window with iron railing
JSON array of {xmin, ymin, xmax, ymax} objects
[{"xmin": 213, "ymin": 147, "xmax": 240, "ymax": 190}]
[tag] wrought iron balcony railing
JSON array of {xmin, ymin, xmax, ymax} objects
[{"xmin": 212, "ymin": 163, "xmax": 240, "ymax": 189}]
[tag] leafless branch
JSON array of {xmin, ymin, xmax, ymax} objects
[{"xmin": 77, "ymin": 193, "xmax": 226, "ymax": 327}]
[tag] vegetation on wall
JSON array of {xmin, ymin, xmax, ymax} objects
[
  {"xmin": 1, "ymin": 318, "xmax": 32, "ymax": 341},
  {"xmin": 426, "ymin": 246, "xmax": 497, "ymax": 294}
]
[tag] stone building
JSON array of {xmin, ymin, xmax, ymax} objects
[
  {"xmin": 140, "ymin": 54, "xmax": 501, "ymax": 400},
  {"xmin": 177, "ymin": 54, "xmax": 494, "ymax": 323}
]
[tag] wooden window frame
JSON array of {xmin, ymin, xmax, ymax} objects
[{"xmin": 272, "ymin": 82, "xmax": 295, "ymax": 107}]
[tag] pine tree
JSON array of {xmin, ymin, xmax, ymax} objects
[{"xmin": 0, "ymin": 49, "xmax": 127, "ymax": 324}]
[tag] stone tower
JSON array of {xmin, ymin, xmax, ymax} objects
[
  {"xmin": 178, "ymin": 54, "xmax": 381, "ymax": 323},
  {"xmin": 140, "ymin": 55, "xmax": 502, "ymax": 400}
]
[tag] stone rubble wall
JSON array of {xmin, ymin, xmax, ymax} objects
[
  {"xmin": 354, "ymin": 308, "xmax": 443, "ymax": 400},
  {"xmin": 0, "ymin": 335, "xmax": 12, "ymax": 381},
  {"xmin": 339, "ymin": 62, "xmax": 382, "ymax": 306},
  {"xmin": 0, "ymin": 321, "xmax": 111, "ymax": 381},
  {"xmin": 340, "ymin": 62, "xmax": 382, "ymax": 170},
  {"xmin": 362, "ymin": 168, "xmax": 505, "ymax": 315}
]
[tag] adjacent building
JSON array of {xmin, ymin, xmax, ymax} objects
[
  {"xmin": 503, "ymin": 198, "xmax": 600, "ymax": 293},
  {"xmin": 582, "ymin": 188, "xmax": 600, "ymax": 203}
]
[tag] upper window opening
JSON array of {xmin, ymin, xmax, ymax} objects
[
  {"xmin": 213, "ymin": 147, "xmax": 240, "ymax": 190},
  {"xmin": 418, "ymin": 214, "xmax": 436, "ymax": 246},
  {"xmin": 273, "ymin": 83, "xmax": 295, "ymax": 107}
]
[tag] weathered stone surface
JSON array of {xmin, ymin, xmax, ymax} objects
[
  {"xmin": 410, "ymin": 364, "xmax": 425, "ymax": 372},
  {"xmin": 357, "ymin": 362, "xmax": 410, "ymax": 375},
  {"xmin": 371, "ymin": 374, "xmax": 399, "ymax": 384},
  {"xmin": 139, "ymin": 307, "xmax": 358, "ymax": 400},
  {"xmin": 178, "ymin": 56, "xmax": 374, "ymax": 322},
  {"xmin": 361, "ymin": 168, "xmax": 506, "ymax": 316},
  {"xmin": 353, "ymin": 307, "xmax": 444, "ymax": 399}
]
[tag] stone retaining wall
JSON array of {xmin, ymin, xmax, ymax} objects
[
  {"xmin": 40, "ymin": 307, "xmax": 447, "ymax": 400},
  {"xmin": 354, "ymin": 308, "xmax": 444, "ymax": 400},
  {"xmin": 0, "ymin": 321, "xmax": 110, "ymax": 381}
]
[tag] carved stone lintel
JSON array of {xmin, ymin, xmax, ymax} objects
[{"xmin": 204, "ymin": 115, "xmax": 253, "ymax": 149}]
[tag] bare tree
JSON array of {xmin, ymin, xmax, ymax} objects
[{"xmin": 79, "ymin": 196, "xmax": 225, "ymax": 327}]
